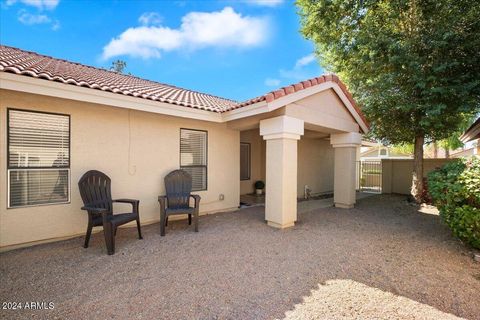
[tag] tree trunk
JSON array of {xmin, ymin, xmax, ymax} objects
[
  {"xmin": 445, "ymin": 148, "xmax": 450, "ymax": 158},
  {"xmin": 433, "ymin": 141, "xmax": 438, "ymax": 158},
  {"xmin": 411, "ymin": 134, "xmax": 424, "ymax": 203}
]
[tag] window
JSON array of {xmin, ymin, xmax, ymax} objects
[
  {"xmin": 379, "ymin": 149, "xmax": 387, "ymax": 156},
  {"xmin": 7, "ymin": 109, "xmax": 70, "ymax": 208},
  {"xmin": 240, "ymin": 143, "xmax": 250, "ymax": 181},
  {"xmin": 180, "ymin": 129, "xmax": 207, "ymax": 191}
]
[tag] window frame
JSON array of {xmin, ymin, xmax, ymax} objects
[
  {"xmin": 7, "ymin": 108, "xmax": 71, "ymax": 209},
  {"xmin": 240, "ymin": 142, "xmax": 251, "ymax": 181},
  {"xmin": 179, "ymin": 128, "xmax": 208, "ymax": 192}
]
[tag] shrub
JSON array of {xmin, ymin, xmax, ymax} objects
[
  {"xmin": 254, "ymin": 180, "xmax": 265, "ymax": 190},
  {"xmin": 427, "ymin": 157, "xmax": 480, "ymax": 249}
]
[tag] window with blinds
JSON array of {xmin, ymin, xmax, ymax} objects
[
  {"xmin": 7, "ymin": 109, "xmax": 70, "ymax": 208},
  {"xmin": 180, "ymin": 128, "xmax": 207, "ymax": 191},
  {"xmin": 240, "ymin": 143, "xmax": 250, "ymax": 181}
]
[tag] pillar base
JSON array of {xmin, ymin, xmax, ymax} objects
[
  {"xmin": 335, "ymin": 203, "xmax": 354, "ymax": 209},
  {"xmin": 267, "ymin": 220, "xmax": 295, "ymax": 229}
]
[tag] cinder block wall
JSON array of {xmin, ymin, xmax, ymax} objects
[{"xmin": 381, "ymin": 159, "xmax": 454, "ymax": 194}]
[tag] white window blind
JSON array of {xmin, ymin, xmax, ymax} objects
[
  {"xmin": 180, "ymin": 129, "xmax": 207, "ymax": 191},
  {"xmin": 240, "ymin": 143, "xmax": 250, "ymax": 181},
  {"xmin": 8, "ymin": 109, "xmax": 70, "ymax": 208}
]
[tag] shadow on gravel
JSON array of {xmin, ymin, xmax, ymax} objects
[{"xmin": 1, "ymin": 195, "xmax": 478, "ymax": 320}]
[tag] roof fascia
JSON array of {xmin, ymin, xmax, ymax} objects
[
  {"xmin": 0, "ymin": 72, "xmax": 223, "ymax": 123},
  {"xmin": 223, "ymin": 81, "xmax": 369, "ymax": 133}
]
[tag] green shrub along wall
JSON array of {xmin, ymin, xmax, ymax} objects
[{"xmin": 428, "ymin": 157, "xmax": 480, "ymax": 249}]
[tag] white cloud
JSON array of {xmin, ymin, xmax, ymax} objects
[
  {"xmin": 102, "ymin": 7, "xmax": 269, "ymax": 60},
  {"xmin": 265, "ymin": 78, "xmax": 281, "ymax": 87},
  {"xmin": 51, "ymin": 19, "xmax": 60, "ymax": 30},
  {"xmin": 18, "ymin": 11, "xmax": 50, "ymax": 24},
  {"xmin": 245, "ymin": 0, "xmax": 284, "ymax": 7},
  {"xmin": 7, "ymin": 0, "xmax": 59, "ymax": 10},
  {"xmin": 17, "ymin": 9, "xmax": 59, "ymax": 30},
  {"xmin": 138, "ymin": 12, "xmax": 162, "ymax": 26},
  {"xmin": 295, "ymin": 53, "xmax": 316, "ymax": 68},
  {"xmin": 279, "ymin": 53, "xmax": 318, "ymax": 81},
  {"xmin": 264, "ymin": 53, "xmax": 320, "ymax": 87}
]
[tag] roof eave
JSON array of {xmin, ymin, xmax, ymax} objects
[
  {"xmin": 460, "ymin": 118, "xmax": 480, "ymax": 143},
  {"xmin": 0, "ymin": 72, "xmax": 224, "ymax": 123},
  {"xmin": 224, "ymin": 81, "xmax": 369, "ymax": 134}
]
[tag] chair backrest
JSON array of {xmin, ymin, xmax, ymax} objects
[
  {"xmin": 78, "ymin": 170, "xmax": 113, "ymax": 213},
  {"xmin": 164, "ymin": 170, "xmax": 192, "ymax": 209}
]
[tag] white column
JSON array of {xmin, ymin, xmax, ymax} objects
[
  {"xmin": 260, "ymin": 116, "xmax": 304, "ymax": 228},
  {"xmin": 331, "ymin": 132, "xmax": 362, "ymax": 208}
]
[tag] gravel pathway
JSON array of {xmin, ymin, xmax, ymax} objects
[{"xmin": 1, "ymin": 195, "xmax": 479, "ymax": 320}]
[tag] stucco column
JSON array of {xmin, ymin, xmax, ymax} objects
[
  {"xmin": 260, "ymin": 116, "xmax": 304, "ymax": 228},
  {"xmin": 331, "ymin": 132, "xmax": 362, "ymax": 208}
]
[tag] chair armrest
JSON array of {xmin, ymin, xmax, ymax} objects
[
  {"xmin": 81, "ymin": 206, "xmax": 108, "ymax": 214},
  {"xmin": 81, "ymin": 206, "xmax": 110, "ymax": 225},
  {"xmin": 113, "ymin": 199, "xmax": 139, "ymax": 213},
  {"xmin": 113, "ymin": 199, "xmax": 139, "ymax": 204},
  {"xmin": 190, "ymin": 194, "xmax": 201, "ymax": 208},
  {"xmin": 158, "ymin": 195, "xmax": 167, "ymax": 207}
]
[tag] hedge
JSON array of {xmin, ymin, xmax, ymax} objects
[{"xmin": 427, "ymin": 157, "xmax": 480, "ymax": 249}]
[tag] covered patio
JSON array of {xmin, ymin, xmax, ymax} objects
[
  {"xmin": 226, "ymin": 76, "xmax": 369, "ymax": 229},
  {"xmin": 1, "ymin": 195, "xmax": 478, "ymax": 319}
]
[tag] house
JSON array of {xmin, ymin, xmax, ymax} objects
[
  {"xmin": 360, "ymin": 143, "xmax": 412, "ymax": 161},
  {"xmin": 0, "ymin": 46, "xmax": 368, "ymax": 249},
  {"xmin": 456, "ymin": 117, "xmax": 480, "ymax": 157}
]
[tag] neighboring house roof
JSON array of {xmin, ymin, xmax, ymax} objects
[
  {"xmin": 0, "ymin": 45, "xmax": 368, "ymax": 128},
  {"xmin": 450, "ymin": 147, "xmax": 477, "ymax": 158},
  {"xmin": 460, "ymin": 117, "xmax": 480, "ymax": 143},
  {"xmin": 360, "ymin": 146, "xmax": 412, "ymax": 158},
  {"xmin": 361, "ymin": 140, "xmax": 381, "ymax": 147}
]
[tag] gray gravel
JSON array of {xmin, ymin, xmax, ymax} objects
[{"xmin": 1, "ymin": 195, "xmax": 479, "ymax": 320}]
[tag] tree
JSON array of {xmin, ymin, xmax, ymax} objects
[
  {"xmin": 110, "ymin": 60, "xmax": 127, "ymax": 73},
  {"xmin": 297, "ymin": 0, "xmax": 480, "ymax": 202},
  {"xmin": 390, "ymin": 143, "xmax": 414, "ymax": 156},
  {"xmin": 438, "ymin": 116, "xmax": 476, "ymax": 157}
]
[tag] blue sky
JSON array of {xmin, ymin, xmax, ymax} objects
[{"xmin": 0, "ymin": 0, "xmax": 323, "ymax": 101}]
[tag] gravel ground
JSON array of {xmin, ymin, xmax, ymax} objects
[{"xmin": 1, "ymin": 195, "xmax": 479, "ymax": 320}]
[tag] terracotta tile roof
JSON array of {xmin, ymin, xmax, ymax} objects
[
  {"xmin": 0, "ymin": 45, "xmax": 237, "ymax": 112},
  {"xmin": 235, "ymin": 74, "xmax": 369, "ymax": 127},
  {"xmin": 0, "ymin": 45, "xmax": 367, "ymax": 128}
]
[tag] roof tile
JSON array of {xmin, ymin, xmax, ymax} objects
[
  {"xmin": 0, "ymin": 45, "xmax": 236, "ymax": 112},
  {"xmin": 0, "ymin": 45, "xmax": 368, "ymax": 129}
]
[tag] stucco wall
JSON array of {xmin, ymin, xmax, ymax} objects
[
  {"xmin": 0, "ymin": 89, "xmax": 240, "ymax": 248},
  {"xmin": 297, "ymin": 138, "xmax": 334, "ymax": 197},
  {"xmin": 240, "ymin": 129, "xmax": 265, "ymax": 195},
  {"xmin": 240, "ymin": 129, "xmax": 334, "ymax": 197},
  {"xmin": 381, "ymin": 158, "xmax": 454, "ymax": 194}
]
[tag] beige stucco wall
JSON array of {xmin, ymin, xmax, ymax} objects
[
  {"xmin": 240, "ymin": 129, "xmax": 265, "ymax": 195},
  {"xmin": 297, "ymin": 137, "xmax": 334, "ymax": 197},
  {"xmin": 239, "ymin": 129, "xmax": 334, "ymax": 197},
  {"xmin": 284, "ymin": 89, "xmax": 360, "ymax": 134},
  {"xmin": 0, "ymin": 89, "xmax": 240, "ymax": 248},
  {"xmin": 381, "ymin": 159, "xmax": 454, "ymax": 194}
]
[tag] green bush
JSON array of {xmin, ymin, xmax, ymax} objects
[
  {"xmin": 427, "ymin": 157, "xmax": 480, "ymax": 249},
  {"xmin": 254, "ymin": 180, "xmax": 265, "ymax": 190}
]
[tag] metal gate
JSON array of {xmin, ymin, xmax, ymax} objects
[{"xmin": 356, "ymin": 160, "xmax": 382, "ymax": 193}]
